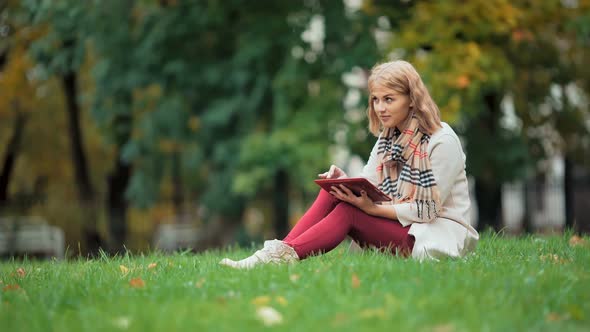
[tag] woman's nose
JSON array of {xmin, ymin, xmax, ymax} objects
[{"xmin": 375, "ymin": 101, "xmax": 385, "ymax": 112}]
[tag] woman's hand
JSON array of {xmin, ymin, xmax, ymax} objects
[
  {"xmin": 318, "ymin": 165, "xmax": 348, "ymax": 179},
  {"xmin": 330, "ymin": 184, "xmax": 376, "ymax": 215}
]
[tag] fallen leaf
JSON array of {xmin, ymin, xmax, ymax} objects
[
  {"xmin": 546, "ymin": 312, "xmax": 563, "ymax": 322},
  {"xmin": 147, "ymin": 263, "xmax": 157, "ymax": 269},
  {"xmin": 112, "ymin": 316, "xmax": 131, "ymax": 329},
  {"xmin": 251, "ymin": 295, "xmax": 271, "ymax": 306},
  {"xmin": 289, "ymin": 274, "xmax": 300, "ymax": 283},
  {"xmin": 358, "ymin": 308, "xmax": 386, "ymax": 319},
  {"xmin": 569, "ymin": 235, "xmax": 587, "ymax": 247},
  {"xmin": 540, "ymin": 254, "xmax": 569, "ymax": 264},
  {"xmin": 433, "ymin": 323, "xmax": 456, "ymax": 332},
  {"xmin": 120, "ymin": 265, "xmax": 130, "ymax": 275},
  {"xmin": 129, "ymin": 277, "xmax": 145, "ymax": 288},
  {"xmin": 383, "ymin": 293, "xmax": 400, "ymax": 309},
  {"xmin": 256, "ymin": 306, "xmax": 283, "ymax": 326},
  {"xmin": 195, "ymin": 278, "xmax": 205, "ymax": 288},
  {"xmin": 2, "ymin": 284, "xmax": 20, "ymax": 292},
  {"xmin": 16, "ymin": 268, "xmax": 26, "ymax": 278},
  {"xmin": 331, "ymin": 312, "xmax": 348, "ymax": 326},
  {"xmin": 351, "ymin": 273, "xmax": 361, "ymax": 289},
  {"xmin": 275, "ymin": 296, "xmax": 288, "ymax": 306}
]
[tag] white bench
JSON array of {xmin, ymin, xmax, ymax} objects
[
  {"xmin": 153, "ymin": 223, "xmax": 200, "ymax": 251},
  {"xmin": 0, "ymin": 217, "xmax": 65, "ymax": 259}
]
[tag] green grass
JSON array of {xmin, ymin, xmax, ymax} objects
[{"xmin": 1, "ymin": 233, "xmax": 589, "ymax": 332}]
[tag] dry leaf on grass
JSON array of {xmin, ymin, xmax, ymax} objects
[
  {"xmin": 251, "ymin": 295, "xmax": 271, "ymax": 306},
  {"xmin": 289, "ymin": 274, "xmax": 300, "ymax": 283},
  {"xmin": 16, "ymin": 268, "xmax": 26, "ymax": 278},
  {"xmin": 545, "ymin": 305, "xmax": 584, "ymax": 322},
  {"xmin": 569, "ymin": 235, "xmax": 587, "ymax": 247},
  {"xmin": 351, "ymin": 273, "xmax": 361, "ymax": 289},
  {"xmin": 546, "ymin": 312, "xmax": 563, "ymax": 322},
  {"xmin": 3, "ymin": 284, "xmax": 20, "ymax": 292},
  {"xmin": 120, "ymin": 265, "xmax": 130, "ymax": 275},
  {"xmin": 112, "ymin": 316, "xmax": 131, "ymax": 329},
  {"xmin": 540, "ymin": 254, "xmax": 570, "ymax": 264},
  {"xmin": 331, "ymin": 313, "xmax": 348, "ymax": 327},
  {"xmin": 358, "ymin": 308, "xmax": 386, "ymax": 319},
  {"xmin": 432, "ymin": 323, "xmax": 456, "ymax": 332},
  {"xmin": 195, "ymin": 278, "xmax": 205, "ymax": 288},
  {"xmin": 129, "ymin": 277, "xmax": 145, "ymax": 288},
  {"xmin": 275, "ymin": 296, "xmax": 288, "ymax": 306},
  {"xmin": 256, "ymin": 306, "xmax": 283, "ymax": 326},
  {"xmin": 147, "ymin": 263, "xmax": 157, "ymax": 269}
]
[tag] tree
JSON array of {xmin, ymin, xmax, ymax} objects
[
  {"xmin": 0, "ymin": 3, "xmax": 37, "ymax": 210},
  {"xmin": 381, "ymin": 0, "xmax": 590, "ymax": 232},
  {"xmin": 25, "ymin": 0, "xmax": 105, "ymax": 252}
]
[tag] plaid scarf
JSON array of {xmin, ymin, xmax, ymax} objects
[{"xmin": 376, "ymin": 116, "xmax": 441, "ymax": 219}]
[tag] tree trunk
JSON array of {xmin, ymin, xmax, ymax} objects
[
  {"xmin": 62, "ymin": 69, "xmax": 94, "ymax": 202},
  {"xmin": 107, "ymin": 156, "xmax": 132, "ymax": 253},
  {"xmin": 0, "ymin": 103, "xmax": 27, "ymax": 207},
  {"xmin": 564, "ymin": 156, "xmax": 576, "ymax": 232},
  {"xmin": 473, "ymin": 92, "xmax": 504, "ymax": 232},
  {"xmin": 273, "ymin": 168, "xmax": 290, "ymax": 238},
  {"xmin": 474, "ymin": 178, "xmax": 503, "ymax": 232},
  {"xmin": 521, "ymin": 180, "xmax": 533, "ymax": 233},
  {"xmin": 171, "ymin": 151, "xmax": 184, "ymax": 219},
  {"xmin": 107, "ymin": 113, "xmax": 133, "ymax": 253},
  {"xmin": 61, "ymin": 65, "xmax": 103, "ymax": 255}
]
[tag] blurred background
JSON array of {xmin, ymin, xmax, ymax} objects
[{"xmin": 0, "ymin": 0, "xmax": 589, "ymax": 258}]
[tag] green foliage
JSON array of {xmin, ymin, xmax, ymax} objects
[
  {"xmin": 385, "ymin": 0, "xmax": 590, "ymax": 181},
  {"xmin": 6, "ymin": 0, "xmax": 590, "ymax": 240}
]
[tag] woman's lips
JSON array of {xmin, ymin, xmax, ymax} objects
[{"xmin": 380, "ymin": 116, "xmax": 391, "ymax": 121}]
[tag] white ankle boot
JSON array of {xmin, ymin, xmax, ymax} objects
[{"xmin": 220, "ymin": 239, "xmax": 299, "ymax": 269}]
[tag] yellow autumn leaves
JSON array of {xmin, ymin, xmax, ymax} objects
[
  {"xmin": 250, "ymin": 271, "xmax": 367, "ymax": 327},
  {"xmin": 119, "ymin": 262, "xmax": 159, "ymax": 288},
  {"xmin": 251, "ymin": 295, "xmax": 289, "ymax": 326}
]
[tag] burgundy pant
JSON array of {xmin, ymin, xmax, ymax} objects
[{"xmin": 283, "ymin": 189, "xmax": 415, "ymax": 259}]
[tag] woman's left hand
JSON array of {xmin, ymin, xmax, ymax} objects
[{"xmin": 330, "ymin": 184, "xmax": 376, "ymax": 215}]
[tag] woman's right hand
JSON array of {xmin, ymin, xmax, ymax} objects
[{"xmin": 318, "ymin": 165, "xmax": 348, "ymax": 179}]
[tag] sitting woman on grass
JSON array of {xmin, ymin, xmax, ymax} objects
[{"xmin": 220, "ymin": 60, "xmax": 479, "ymax": 268}]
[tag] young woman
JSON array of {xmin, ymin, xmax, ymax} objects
[{"xmin": 220, "ymin": 60, "xmax": 479, "ymax": 268}]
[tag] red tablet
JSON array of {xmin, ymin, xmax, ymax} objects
[{"xmin": 314, "ymin": 177, "xmax": 392, "ymax": 202}]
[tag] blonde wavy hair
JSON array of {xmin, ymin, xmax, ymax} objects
[{"xmin": 366, "ymin": 60, "xmax": 442, "ymax": 136}]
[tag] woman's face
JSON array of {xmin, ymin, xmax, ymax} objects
[{"xmin": 370, "ymin": 83, "xmax": 412, "ymax": 130}]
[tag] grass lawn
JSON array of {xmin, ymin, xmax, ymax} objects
[{"xmin": 1, "ymin": 233, "xmax": 589, "ymax": 332}]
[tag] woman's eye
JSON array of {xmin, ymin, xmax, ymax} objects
[{"xmin": 386, "ymin": 97, "xmax": 394, "ymax": 103}]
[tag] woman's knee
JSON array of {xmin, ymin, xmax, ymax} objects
[{"xmin": 333, "ymin": 202, "xmax": 363, "ymax": 216}]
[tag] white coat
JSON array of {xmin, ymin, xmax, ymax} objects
[{"xmin": 359, "ymin": 122, "xmax": 479, "ymax": 260}]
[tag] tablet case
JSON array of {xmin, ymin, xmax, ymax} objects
[{"xmin": 314, "ymin": 178, "xmax": 392, "ymax": 202}]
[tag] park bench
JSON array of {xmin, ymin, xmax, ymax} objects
[
  {"xmin": 0, "ymin": 216, "xmax": 65, "ymax": 259},
  {"xmin": 153, "ymin": 223, "xmax": 200, "ymax": 252}
]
